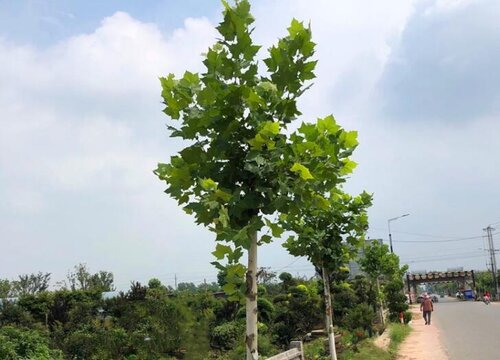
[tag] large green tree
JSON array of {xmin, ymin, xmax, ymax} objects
[{"xmin": 154, "ymin": 1, "xmax": 331, "ymax": 357}]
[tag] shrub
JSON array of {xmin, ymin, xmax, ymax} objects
[
  {"xmin": 345, "ymin": 303, "xmax": 376, "ymax": 336},
  {"xmin": 236, "ymin": 297, "xmax": 275, "ymax": 324},
  {"xmin": 384, "ymin": 278, "xmax": 409, "ymax": 322},
  {"xmin": 210, "ymin": 321, "xmax": 241, "ymax": 350},
  {"xmin": 403, "ymin": 311, "xmax": 412, "ymax": 324},
  {"xmin": 272, "ymin": 284, "xmax": 322, "ymax": 347},
  {"xmin": 0, "ymin": 325, "xmax": 62, "ymax": 360}
]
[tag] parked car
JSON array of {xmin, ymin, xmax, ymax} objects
[{"xmin": 417, "ymin": 293, "xmax": 439, "ymax": 303}]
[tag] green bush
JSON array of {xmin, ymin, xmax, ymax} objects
[
  {"xmin": 345, "ymin": 303, "xmax": 376, "ymax": 336},
  {"xmin": 210, "ymin": 321, "xmax": 241, "ymax": 350},
  {"xmin": 384, "ymin": 279, "xmax": 409, "ymax": 322},
  {"xmin": 272, "ymin": 284, "xmax": 323, "ymax": 347},
  {"xmin": 0, "ymin": 326, "xmax": 62, "ymax": 360},
  {"xmin": 304, "ymin": 338, "xmax": 329, "ymax": 360},
  {"xmin": 0, "ymin": 301, "xmax": 35, "ymax": 327},
  {"xmin": 403, "ymin": 311, "xmax": 412, "ymax": 324}
]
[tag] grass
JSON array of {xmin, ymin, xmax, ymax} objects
[
  {"xmin": 387, "ymin": 323, "xmax": 411, "ymax": 353},
  {"xmin": 303, "ymin": 323, "xmax": 412, "ymax": 360}
]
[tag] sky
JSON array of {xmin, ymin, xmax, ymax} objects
[{"xmin": 1, "ymin": 0, "xmax": 499, "ymax": 290}]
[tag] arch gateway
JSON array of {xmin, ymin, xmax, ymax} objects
[{"xmin": 406, "ymin": 270, "xmax": 476, "ymax": 304}]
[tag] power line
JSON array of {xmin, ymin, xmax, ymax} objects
[
  {"xmin": 401, "ymin": 254, "xmax": 485, "ymax": 264},
  {"xmin": 393, "ymin": 235, "xmax": 486, "ymax": 243},
  {"xmin": 369, "ymin": 227, "xmax": 482, "ymax": 240},
  {"xmin": 400, "ymin": 250, "xmax": 484, "ymax": 262}
]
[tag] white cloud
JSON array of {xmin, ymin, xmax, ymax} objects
[
  {"xmin": 0, "ymin": 12, "xmax": 218, "ymax": 285},
  {"xmin": 251, "ymin": 0, "xmax": 416, "ymax": 120},
  {"xmin": 424, "ymin": 0, "xmax": 477, "ymax": 15}
]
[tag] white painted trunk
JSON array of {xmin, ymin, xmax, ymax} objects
[
  {"xmin": 246, "ymin": 231, "xmax": 258, "ymax": 360},
  {"xmin": 322, "ymin": 267, "xmax": 338, "ymax": 360},
  {"xmin": 376, "ymin": 277, "xmax": 385, "ymax": 326}
]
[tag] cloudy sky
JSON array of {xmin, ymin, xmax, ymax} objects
[{"xmin": 1, "ymin": 0, "xmax": 499, "ymax": 290}]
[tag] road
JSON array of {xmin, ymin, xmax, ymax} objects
[{"xmin": 433, "ymin": 296, "xmax": 500, "ymax": 359}]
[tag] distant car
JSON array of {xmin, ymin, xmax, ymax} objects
[{"xmin": 416, "ymin": 293, "xmax": 438, "ymax": 303}]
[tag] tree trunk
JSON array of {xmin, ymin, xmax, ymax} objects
[
  {"xmin": 322, "ymin": 266, "xmax": 338, "ymax": 360},
  {"xmin": 246, "ymin": 231, "xmax": 258, "ymax": 360},
  {"xmin": 376, "ymin": 277, "xmax": 385, "ymax": 326}
]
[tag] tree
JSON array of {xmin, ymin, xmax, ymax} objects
[
  {"xmin": 0, "ymin": 279, "xmax": 11, "ymax": 298},
  {"xmin": 155, "ymin": 1, "xmax": 321, "ymax": 358},
  {"xmin": 257, "ymin": 267, "xmax": 276, "ymax": 285},
  {"xmin": 66, "ymin": 263, "xmax": 92, "ymax": 291},
  {"xmin": 177, "ymin": 282, "xmax": 198, "ymax": 293},
  {"xmin": 284, "ymin": 189, "xmax": 372, "ymax": 359},
  {"xmin": 11, "ymin": 272, "xmax": 51, "ymax": 296},
  {"xmin": 66, "ymin": 264, "xmax": 115, "ymax": 292},
  {"xmin": 359, "ymin": 241, "xmax": 407, "ymax": 326},
  {"xmin": 148, "ymin": 278, "xmax": 163, "ymax": 289}
]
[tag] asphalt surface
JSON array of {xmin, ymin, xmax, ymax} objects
[{"xmin": 433, "ymin": 296, "xmax": 500, "ymax": 360}]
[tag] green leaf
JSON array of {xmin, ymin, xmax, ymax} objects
[
  {"xmin": 265, "ymin": 219, "xmax": 285, "ymax": 237},
  {"xmin": 340, "ymin": 159, "xmax": 357, "ymax": 175},
  {"xmin": 260, "ymin": 235, "xmax": 272, "ymax": 244},
  {"xmin": 261, "ymin": 121, "xmax": 280, "ymax": 136},
  {"xmin": 340, "ymin": 130, "xmax": 359, "ymax": 148},
  {"xmin": 215, "ymin": 189, "xmax": 232, "ymax": 202},
  {"xmin": 180, "ymin": 146, "xmax": 203, "ymax": 164},
  {"xmin": 288, "ymin": 18, "xmax": 305, "ymax": 39},
  {"xmin": 217, "ymin": 207, "xmax": 229, "ymax": 228},
  {"xmin": 200, "ymin": 178, "xmax": 218, "ymax": 190},
  {"xmin": 317, "ymin": 115, "xmax": 340, "ymax": 135},
  {"xmin": 212, "ymin": 243, "xmax": 232, "ymax": 260},
  {"xmin": 290, "ymin": 162, "xmax": 314, "ymax": 180},
  {"xmin": 244, "ymin": 89, "xmax": 266, "ymax": 109},
  {"xmin": 258, "ymin": 81, "xmax": 278, "ymax": 93}
]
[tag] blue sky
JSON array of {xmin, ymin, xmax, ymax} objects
[
  {"xmin": 0, "ymin": 0, "xmax": 219, "ymax": 46},
  {"xmin": 1, "ymin": 0, "xmax": 499, "ymax": 290}
]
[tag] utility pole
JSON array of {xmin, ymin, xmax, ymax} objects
[
  {"xmin": 174, "ymin": 273, "xmax": 177, "ymax": 290},
  {"xmin": 484, "ymin": 226, "xmax": 499, "ymax": 300}
]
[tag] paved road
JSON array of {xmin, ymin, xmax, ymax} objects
[{"xmin": 433, "ymin": 296, "xmax": 500, "ymax": 359}]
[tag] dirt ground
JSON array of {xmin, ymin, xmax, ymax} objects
[{"xmin": 396, "ymin": 305, "xmax": 449, "ymax": 360}]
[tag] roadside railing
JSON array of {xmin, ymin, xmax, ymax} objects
[{"xmin": 266, "ymin": 341, "xmax": 304, "ymax": 360}]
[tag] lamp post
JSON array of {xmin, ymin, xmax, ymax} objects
[{"xmin": 388, "ymin": 213, "xmax": 410, "ymax": 253}]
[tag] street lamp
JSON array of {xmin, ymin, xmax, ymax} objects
[{"xmin": 388, "ymin": 213, "xmax": 410, "ymax": 253}]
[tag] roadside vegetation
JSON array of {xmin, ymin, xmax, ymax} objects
[
  {"xmin": 304, "ymin": 323, "xmax": 412, "ymax": 360},
  {"xmin": 0, "ymin": 258, "xmax": 410, "ymax": 359}
]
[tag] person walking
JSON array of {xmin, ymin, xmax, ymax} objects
[{"xmin": 420, "ymin": 293, "xmax": 434, "ymax": 325}]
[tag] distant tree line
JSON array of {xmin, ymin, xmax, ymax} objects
[{"xmin": 0, "ymin": 263, "xmax": 115, "ymax": 298}]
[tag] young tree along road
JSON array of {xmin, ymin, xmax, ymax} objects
[
  {"xmin": 284, "ymin": 187, "xmax": 372, "ymax": 360},
  {"xmin": 155, "ymin": 1, "xmax": 325, "ymax": 358}
]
